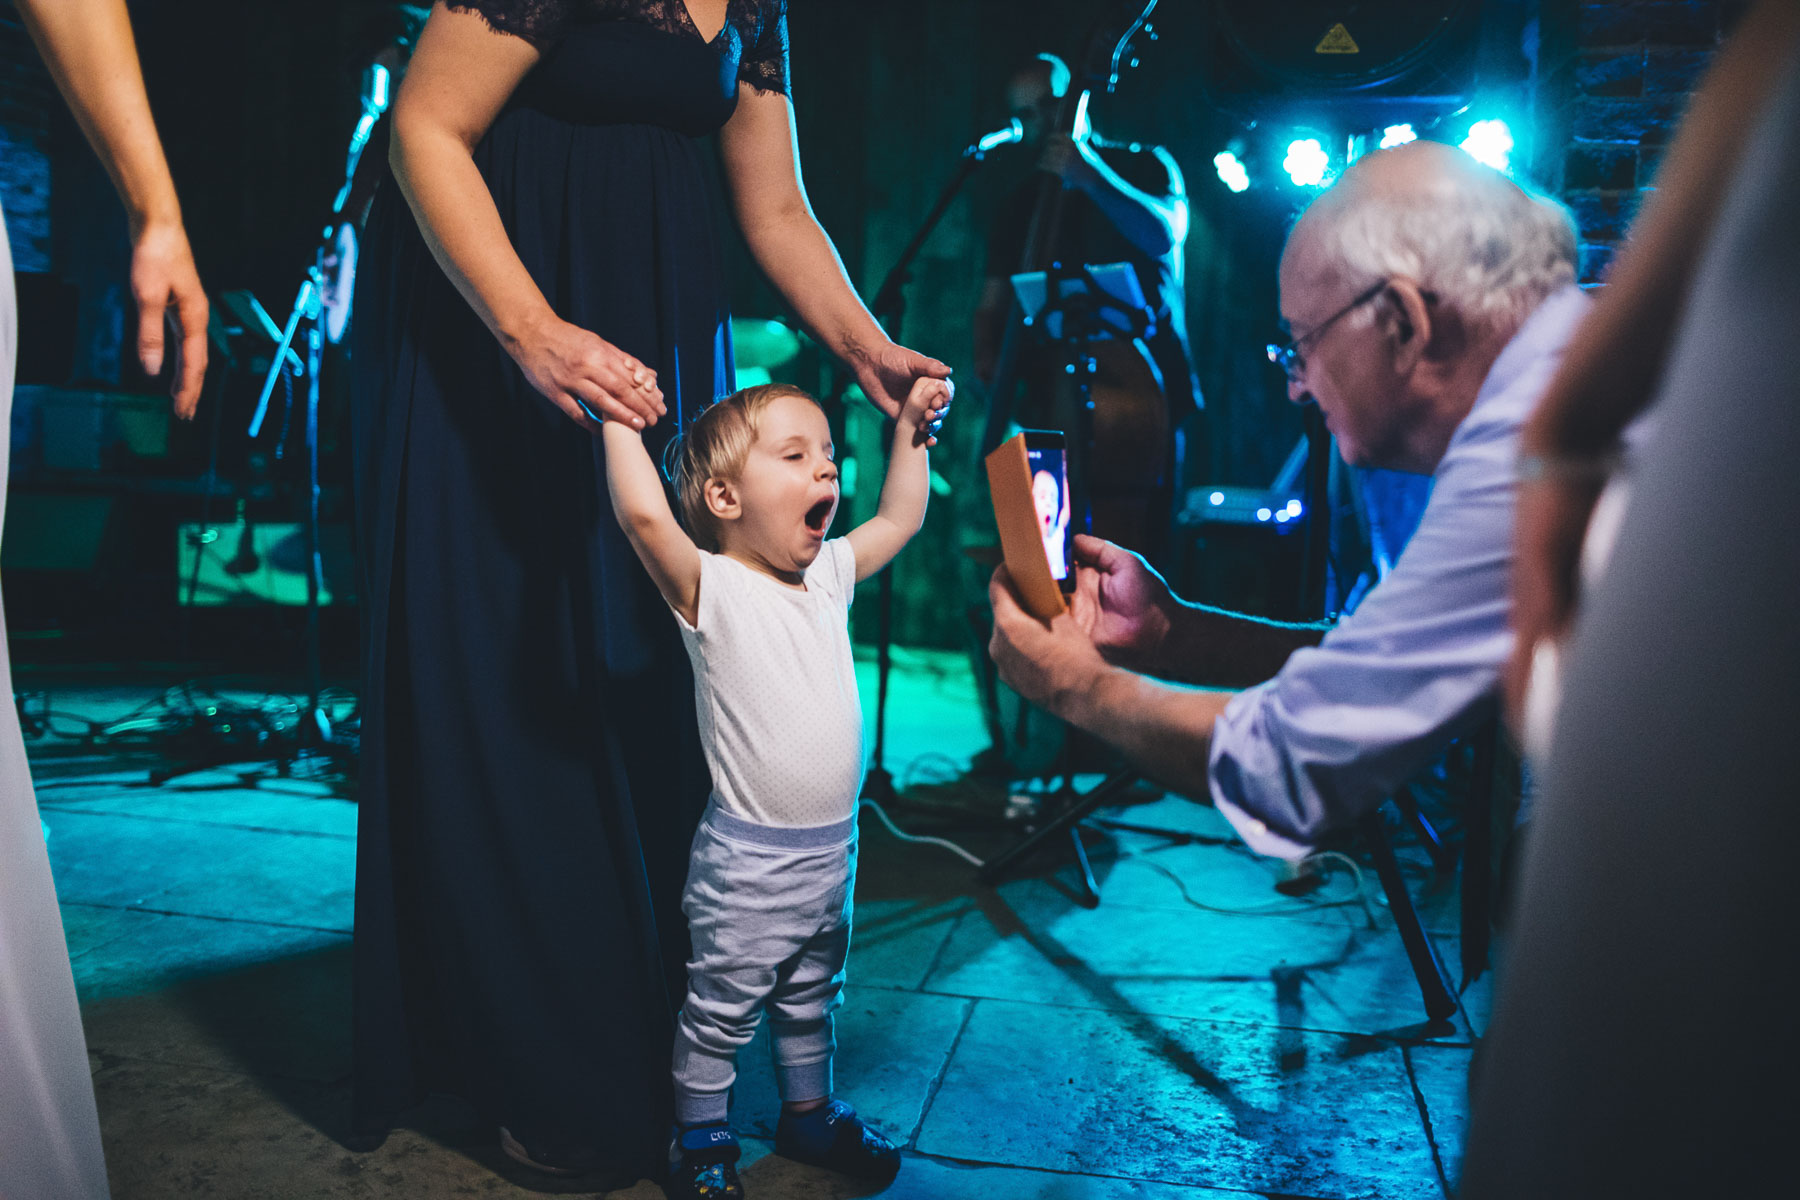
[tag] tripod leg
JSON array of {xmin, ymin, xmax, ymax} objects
[
  {"xmin": 1068, "ymin": 824, "xmax": 1100, "ymax": 907},
  {"xmin": 977, "ymin": 771, "xmax": 1137, "ymax": 886}
]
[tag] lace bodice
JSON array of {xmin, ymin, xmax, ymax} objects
[{"xmin": 447, "ymin": 0, "xmax": 788, "ymax": 94}]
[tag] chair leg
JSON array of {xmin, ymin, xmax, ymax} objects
[{"xmin": 1361, "ymin": 809, "xmax": 1459, "ymax": 1023}]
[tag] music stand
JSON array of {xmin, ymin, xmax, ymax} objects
[{"xmin": 975, "ymin": 261, "xmax": 1158, "ymax": 906}]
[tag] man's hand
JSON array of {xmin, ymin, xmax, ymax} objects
[
  {"xmin": 130, "ymin": 219, "xmax": 208, "ymax": 419},
  {"xmin": 897, "ymin": 376, "xmax": 953, "ymax": 447},
  {"xmin": 1037, "ymin": 132, "xmax": 1096, "ymax": 190},
  {"xmin": 988, "ymin": 563, "xmax": 1113, "ymax": 721},
  {"xmin": 1070, "ymin": 534, "xmax": 1177, "ymax": 672},
  {"xmin": 849, "ymin": 336, "xmax": 953, "ymax": 421}
]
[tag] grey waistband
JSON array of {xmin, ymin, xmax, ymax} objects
[{"xmin": 702, "ymin": 801, "xmax": 857, "ymax": 850}]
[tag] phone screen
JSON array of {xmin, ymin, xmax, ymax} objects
[{"xmin": 1024, "ymin": 435, "xmax": 1072, "ymax": 583}]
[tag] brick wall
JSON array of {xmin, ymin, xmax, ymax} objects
[
  {"xmin": 0, "ymin": 6, "xmax": 53, "ymax": 271},
  {"xmin": 1558, "ymin": 1, "xmax": 1748, "ymax": 284}
]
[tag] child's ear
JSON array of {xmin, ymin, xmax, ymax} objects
[{"xmin": 705, "ymin": 477, "xmax": 741, "ymax": 522}]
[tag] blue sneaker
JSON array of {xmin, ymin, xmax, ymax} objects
[
  {"xmin": 667, "ymin": 1122, "xmax": 743, "ymax": 1200},
  {"xmin": 775, "ymin": 1100, "xmax": 901, "ymax": 1183}
]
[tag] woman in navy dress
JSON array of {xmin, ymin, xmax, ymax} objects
[{"xmin": 349, "ymin": 0, "xmax": 948, "ymax": 1179}]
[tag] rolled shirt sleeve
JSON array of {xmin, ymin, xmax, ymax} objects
[{"xmin": 1207, "ymin": 286, "xmax": 1590, "ymax": 858}]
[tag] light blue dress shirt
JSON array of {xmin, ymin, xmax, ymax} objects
[{"xmin": 1209, "ymin": 285, "xmax": 1591, "ymax": 859}]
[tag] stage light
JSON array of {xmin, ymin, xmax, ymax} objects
[
  {"xmin": 1275, "ymin": 510, "xmax": 1291, "ymax": 523},
  {"xmin": 1460, "ymin": 118, "xmax": 1514, "ymax": 173},
  {"xmin": 1282, "ymin": 138, "xmax": 1329, "ymax": 187},
  {"xmin": 1285, "ymin": 498, "xmax": 1303, "ymax": 516},
  {"xmin": 1212, "ymin": 151, "xmax": 1250, "ymax": 193},
  {"xmin": 1209, "ymin": 490, "xmax": 1225, "ymax": 506},
  {"xmin": 1256, "ymin": 506, "xmax": 1273, "ymax": 522},
  {"xmin": 1379, "ymin": 123, "xmax": 1417, "ymax": 149}
]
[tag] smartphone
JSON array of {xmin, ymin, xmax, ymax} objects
[{"xmin": 1022, "ymin": 429, "xmax": 1074, "ymax": 587}]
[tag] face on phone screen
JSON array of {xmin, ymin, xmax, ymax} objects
[{"xmin": 1026, "ymin": 446, "xmax": 1072, "ymax": 582}]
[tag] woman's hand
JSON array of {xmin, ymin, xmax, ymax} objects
[
  {"xmin": 506, "ymin": 315, "xmax": 666, "ymax": 434},
  {"xmin": 130, "ymin": 218, "xmax": 209, "ymax": 420},
  {"xmin": 848, "ymin": 336, "xmax": 952, "ymax": 421}
]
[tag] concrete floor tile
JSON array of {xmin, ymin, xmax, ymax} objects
[
  {"xmin": 923, "ymin": 884, "xmax": 1468, "ymax": 1039},
  {"xmin": 916, "ymin": 999, "xmax": 1441, "ymax": 1199},
  {"xmin": 879, "ymin": 1155, "xmax": 1254, "ymax": 1199},
  {"xmin": 45, "ymin": 808, "xmax": 353, "ymax": 931},
  {"xmin": 845, "ymin": 895, "xmax": 970, "ymax": 990},
  {"xmin": 37, "ymin": 769, "xmax": 356, "ymax": 838},
  {"xmin": 45, "ymin": 802, "xmax": 354, "ymax": 935},
  {"xmin": 730, "ymin": 988, "xmax": 975, "ymax": 1146},
  {"xmin": 80, "ymin": 928, "xmax": 351, "ymax": 1081}
]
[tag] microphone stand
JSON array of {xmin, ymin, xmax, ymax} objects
[
  {"xmin": 841, "ymin": 122, "xmax": 1016, "ymax": 806},
  {"xmin": 151, "ymin": 70, "xmax": 389, "ymax": 785}
]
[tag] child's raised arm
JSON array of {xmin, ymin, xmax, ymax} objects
[
  {"xmin": 602, "ymin": 421, "xmax": 701, "ymax": 626},
  {"xmin": 846, "ymin": 376, "xmax": 952, "ymax": 583}
]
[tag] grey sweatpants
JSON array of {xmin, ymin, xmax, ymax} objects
[{"xmin": 671, "ymin": 803, "xmax": 857, "ymax": 1126}]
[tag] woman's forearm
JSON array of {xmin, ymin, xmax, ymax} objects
[
  {"xmin": 389, "ymin": 117, "xmax": 554, "ymax": 351},
  {"xmin": 740, "ymin": 207, "xmax": 886, "ymax": 369},
  {"xmin": 16, "ymin": 0, "xmax": 181, "ymax": 233}
]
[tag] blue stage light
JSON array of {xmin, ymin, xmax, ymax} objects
[
  {"xmin": 1285, "ymin": 498, "xmax": 1303, "ymax": 516},
  {"xmin": 1256, "ymin": 507, "xmax": 1273, "ymax": 522},
  {"xmin": 1460, "ymin": 119, "xmax": 1514, "ymax": 173},
  {"xmin": 1212, "ymin": 151, "xmax": 1250, "ymax": 193},
  {"xmin": 1209, "ymin": 491, "xmax": 1225, "ymax": 506},
  {"xmin": 1283, "ymin": 139, "xmax": 1329, "ymax": 187},
  {"xmin": 1379, "ymin": 123, "xmax": 1417, "ymax": 149}
]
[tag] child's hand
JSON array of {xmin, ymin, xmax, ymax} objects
[{"xmin": 900, "ymin": 376, "xmax": 954, "ymax": 447}]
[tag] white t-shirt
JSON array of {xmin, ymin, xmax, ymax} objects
[{"xmin": 673, "ymin": 538, "xmax": 863, "ymax": 827}]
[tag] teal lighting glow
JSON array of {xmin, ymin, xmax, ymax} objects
[
  {"xmin": 1379, "ymin": 123, "xmax": 1417, "ymax": 149},
  {"xmin": 1212, "ymin": 150, "xmax": 1250, "ymax": 193},
  {"xmin": 1256, "ymin": 506, "xmax": 1273, "ymax": 522},
  {"xmin": 1283, "ymin": 138, "xmax": 1329, "ymax": 187},
  {"xmin": 1209, "ymin": 490, "xmax": 1225, "ymax": 506},
  {"xmin": 1460, "ymin": 119, "xmax": 1515, "ymax": 173}
]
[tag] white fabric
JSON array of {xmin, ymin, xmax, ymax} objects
[
  {"xmin": 0, "ymin": 205, "xmax": 113, "ymax": 1198},
  {"xmin": 673, "ymin": 539, "xmax": 862, "ymax": 827}
]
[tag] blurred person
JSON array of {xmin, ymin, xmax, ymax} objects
[
  {"xmin": 2, "ymin": 3, "xmax": 208, "ymax": 1196},
  {"xmin": 1466, "ymin": 3, "xmax": 1800, "ymax": 1193},
  {"xmin": 988, "ymin": 140, "xmax": 1581, "ymax": 859}
]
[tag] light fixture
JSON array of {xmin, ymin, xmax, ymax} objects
[
  {"xmin": 1379, "ymin": 123, "xmax": 1417, "ymax": 149},
  {"xmin": 1282, "ymin": 138, "xmax": 1329, "ymax": 187},
  {"xmin": 1460, "ymin": 118, "xmax": 1514, "ymax": 173},
  {"xmin": 1213, "ymin": 150, "xmax": 1250, "ymax": 193}
]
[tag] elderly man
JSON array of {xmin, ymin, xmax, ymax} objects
[{"xmin": 988, "ymin": 140, "xmax": 1583, "ymax": 857}]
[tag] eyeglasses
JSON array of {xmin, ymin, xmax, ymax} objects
[{"xmin": 1266, "ymin": 279, "xmax": 1391, "ymax": 382}]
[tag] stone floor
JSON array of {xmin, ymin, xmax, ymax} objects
[{"xmin": 27, "ymin": 649, "xmax": 1486, "ymax": 1199}]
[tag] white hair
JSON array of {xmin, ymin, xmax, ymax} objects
[{"xmin": 1304, "ymin": 151, "xmax": 1578, "ymax": 337}]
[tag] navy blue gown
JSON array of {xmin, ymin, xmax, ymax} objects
[{"xmin": 349, "ymin": 0, "xmax": 788, "ymax": 1175}]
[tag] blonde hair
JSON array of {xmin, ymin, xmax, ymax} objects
[{"xmin": 672, "ymin": 383, "xmax": 821, "ymax": 551}]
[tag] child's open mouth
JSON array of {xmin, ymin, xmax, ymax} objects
[{"xmin": 804, "ymin": 497, "xmax": 833, "ymax": 536}]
